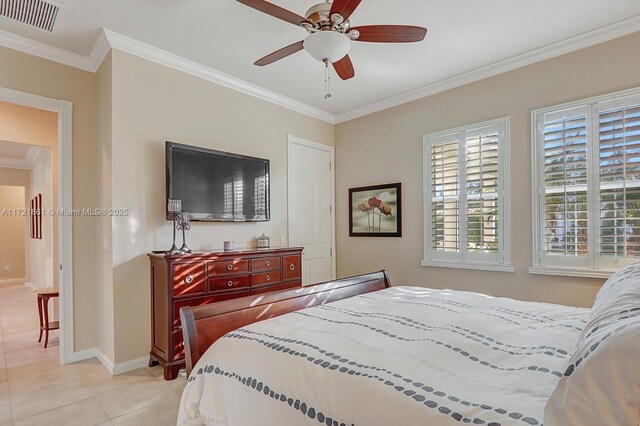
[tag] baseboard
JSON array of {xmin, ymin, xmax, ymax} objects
[
  {"xmin": 112, "ymin": 356, "xmax": 149, "ymax": 375},
  {"xmin": 95, "ymin": 349, "xmax": 148, "ymax": 376},
  {"xmin": 96, "ymin": 349, "xmax": 115, "ymax": 374},
  {"xmin": 24, "ymin": 281, "xmax": 35, "ymax": 292},
  {"xmin": 69, "ymin": 347, "xmax": 99, "ymax": 363},
  {"xmin": 0, "ymin": 278, "xmax": 25, "ymax": 287}
]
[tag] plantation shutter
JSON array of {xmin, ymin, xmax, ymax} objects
[
  {"xmin": 541, "ymin": 107, "xmax": 589, "ymax": 265},
  {"xmin": 426, "ymin": 120, "xmax": 506, "ymax": 265},
  {"xmin": 599, "ymin": 99, "xmax": 640, "ymax": 258},
  {"xmin": 466, "ymin": 126, "xmax": 500, "ymax": 256},
  {"xmin": 533, "ymin": 91, "xmax": 640, "ymax": 274},
  {"xmin": 430, "ymin": 136, "xmax": 460, "ymax": 256}
]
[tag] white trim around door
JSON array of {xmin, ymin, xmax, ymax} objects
[
  {"xmin": 0, "ymin": 86, "xmax": 73, "ymax": 365},
  {"xmin": 287, "ymin": 135, "xmax": 336, "ymax": 282}
]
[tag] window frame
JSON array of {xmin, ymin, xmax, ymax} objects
[
  {"xmin": 422, "ymin": 117, "xmax": 513, "ymax": 273},
  {"xmin": 531, "ymin": 87, "xmax": 640, "ymax": 278}
]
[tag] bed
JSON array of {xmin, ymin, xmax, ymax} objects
[{"xmin": 177, "ymin": 269, "xmax": 640, "ymax": 426}]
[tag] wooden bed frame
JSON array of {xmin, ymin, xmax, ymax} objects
[{"xmin": 179, "ymin": 270, "xmax": 391, "ymax": 376}]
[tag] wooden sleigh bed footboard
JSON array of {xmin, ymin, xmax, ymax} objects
[{"xmin": 179, "ymin": 270, "xmax": 391, "ymax": 377}]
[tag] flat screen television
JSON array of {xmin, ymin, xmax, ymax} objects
[{"xmin": 166, "ymin": 141, "xmax": 270, "ymax": 222}]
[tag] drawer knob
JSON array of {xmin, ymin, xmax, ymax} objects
[
  {"xmin": 266, "ymin": 275, "xmax": 271, "ymax": 281},
  {"xmin": 265, "ymin": 260, "xmax": 271, "ymax": 266},
  {"xmin": 289, "ymin": 264, "xmax": 295, "ymax": 271},
  {"xmin": 227, "ymin": 281, "xmax": 234, "ymax": 287},
  {"xmin": 185, "ymin": 275, "xmax": 194, "ymax": 284},
  {"xmin": 226, "ymin": 264, "xmax": 233, "ymax": 271}
]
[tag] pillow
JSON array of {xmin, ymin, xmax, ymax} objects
[
  {"xmin": 545, "ymin": 263, "xmax": 640, "ymax": 426},
  {"xmin": 591, "ymin": 261, "xmax": 640, "ymax": 313}
]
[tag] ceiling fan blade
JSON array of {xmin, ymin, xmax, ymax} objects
[
  {"xmin": 254, "ymin": 41, "xmax": 305, "ymax": 66},
  {"xmin": 236, "ymin": 0, "xmax": 306, "ymax": 26},
  {"xmin": 351, "ymin": 25, "xmax": 427, "ymax": 43},
  {"xmin": 333, "ymin": 55, "xmax": 355, "ymax": 80},
  {"xmin": 329, "ymin": 0, "xmax": 362, "ymax": 21}
]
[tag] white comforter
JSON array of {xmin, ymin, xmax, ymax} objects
[{"xmin": 178, "ymin": 286, "xmax": 589, "ymax": 426}]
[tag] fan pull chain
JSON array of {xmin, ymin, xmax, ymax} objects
[{"xmin": 323, "ymin": 58, "xmax": 332, "ymax": 99}]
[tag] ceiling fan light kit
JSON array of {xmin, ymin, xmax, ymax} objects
[
  {"xmin": 303, "ymin": 31, "xmax": 351, "ymax": 63},
  {"xmin": 237, "ymin": 0, "xmax": 428, "ymax": 98}
]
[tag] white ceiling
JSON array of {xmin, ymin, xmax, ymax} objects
[
  {"xmin": 0, "ymin": 140, "xmax": 40, "ymax": 169},
  {"xmin": 2, "ymin": 0, "xmax": 640, "ymax": 117}
]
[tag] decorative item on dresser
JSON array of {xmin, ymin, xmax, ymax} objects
[
  {"xmin": 147, "ymin": 246, "xmax": 303, "ymax": 380},
  {"xmin": 166, "ymin": 199, "xmax": 182, "ymax": 255}
]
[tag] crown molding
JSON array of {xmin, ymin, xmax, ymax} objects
[
  {"xmin": 0, "ymin": 29, "xmax": 96, "ymax": 71},
  {"xmin": 102, "ymin": 30, "xmax": 335, "ymax": 124},
  {"xmin": 89, "ymin": 29, "xmax": 111, "ymax": 71},
  {"xmin": 0, "ymin": 143, "xmax": 42, "ymax": 169},
  {"xmin": 335, "ymin": 15, "xmax": 640, "ymax": 123},
  {"xmin": 3, "ymin": 13, "xmax": 640, "ymax": 125},
  {"xmin": 25, "ymin": 145, "xmax": 42, "ymax": 169}
]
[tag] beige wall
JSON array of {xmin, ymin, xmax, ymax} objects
[
  {"xmin": 0, "ymin": 167, "xmax": 29, "ymax": 187},
  {"xmin": 0, "ymin": 100, "xmax": 57, "ymax": 147},
  {"xmin": 0, "ymin": 99, "xmax": 58, "ymax": 290},
  {"xmin": 0, "ymin": 168, "xmax": 30, "ymax": 284},
  {"xmin": 3, "ymin": 27, "xmax": 638, "ymax": 366},
  {"xmin": 28, "ymin": 148, "xmax": 54, "ymax": 290},
  {"xmin": 0, "ymin": 46, "xmax": 98, "ymax": 351},
  {"xmin": 97, "ymin": 52, "xmax": 115, "ymax": 362},
  {"xmin": 105, "ymin": 50, "xmax": 335, "ymax": 363},
  {"xmin": 0, "ymin": 185, "xmax": 26, "ymax": 281},
  {"xmin": 335, "ymin": 32, "xmax": 640, "ymax": 308}
]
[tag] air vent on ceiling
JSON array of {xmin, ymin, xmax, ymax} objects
[{"xmin": 0, "ymin": 0, "xmax": 62, "ymax": 32}]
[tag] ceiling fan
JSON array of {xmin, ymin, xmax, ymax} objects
[{"xmin": 237, "ymin": 0, "xmax": 427, "ymax": 98}]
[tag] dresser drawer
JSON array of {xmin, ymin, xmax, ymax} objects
[
  {"xmin": 252, "ymin": 281, "xmax": 301, "ymax": 295},
  {"xmin": 208, "ymin": 275, "xmax": 250, "ymax": 292},
  {"xmin": 251, "ymin": 256, "xmax": 281, "ymax": 272},
  {"xmin": 172, "ymin": 262, "xmax": 206, "ymax": 297},
  {"xmin": 208, "ymin": 259, "xmax": 249, "ymax": 275},
  {"xmin": 251, "ymin": 270, "xmax": 281, "ymax": 286},
  {"xmin": 172, "ymin": 291, "xmax": 250, "ymax": 328},
  {"xmin": 282, "ymin": 255, "xmax": 302, "ymax": 281}
]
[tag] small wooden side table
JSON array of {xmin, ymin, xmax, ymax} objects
[{"xmin": 37, "ymin": 287, "xmax": 59, "ymax": 348}]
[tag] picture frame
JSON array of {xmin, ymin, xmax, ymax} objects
[
  {"xmin": 349, "ymin": 182, "xmax": 402, "ymax": 237},
  {"xmin": 30, "ymin": 198, "xmax": 34, "ymax": 238},
  {"xmin": 36, "ymin": 193, "xmax": 42, "ymax": 239},
  {"xmin": 29, "ymin": 194, "xmax": 42, "ymax": 240}
]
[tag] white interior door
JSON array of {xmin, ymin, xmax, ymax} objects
[{"xmin": 287, "ymin": 136, "xmax": 335, "ymax": 285}]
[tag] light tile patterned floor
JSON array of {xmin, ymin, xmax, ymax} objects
[{"xmin": 0, "ymin": 285, "xmax": 185, "ymax": 426}]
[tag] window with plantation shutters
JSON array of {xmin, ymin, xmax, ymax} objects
[
  {"xmin": 532, "ymin": 90, "xmax": 640, "ymax": 277},
  {"xmin": 599, "ymin": 103, "xmax": 640, "ymax": 258},
  {"xmin": 541, "ymin": 108, "xmax": 589, "ymax": 261},
  {"xmin": 466, "ymin": 129, "xmax": 500, "ymax": 255},
  {"xmin": 430, "ymin": 138, "xmax": 459, "ymax": 253},
  {"xmin": 423, "ymin": 118, "xmax": 512, "ymax": 272}
]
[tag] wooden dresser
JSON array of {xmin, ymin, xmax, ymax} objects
[{"xmin": 148, "ymin": 246, "xmax": 303, "ymax": 380}]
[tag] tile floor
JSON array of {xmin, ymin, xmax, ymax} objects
[{"xmin": 0, "ymin": 285, "xmax": 185, "ymax": 426}]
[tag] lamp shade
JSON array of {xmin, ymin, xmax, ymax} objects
[{"xmin": 303, "ymin": 31, "xmax": 351, "ymax": 62}]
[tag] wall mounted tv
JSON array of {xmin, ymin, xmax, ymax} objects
[{"xmin": 166, "ymin": 142, "xmax": 270, "ymax": 222}]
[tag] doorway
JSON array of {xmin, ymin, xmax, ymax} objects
[
  {"xmin": 0, "ymin": 87, "xmax": 72, "ymax": 364},
  {"xmin": 287, "ymin": 135, "xmax": 336, "ymax": 285}
]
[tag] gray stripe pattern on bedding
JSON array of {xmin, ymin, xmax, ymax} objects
[{"xmin": 178, "ymin": 286, "xmax": 589, "ymax": 426}]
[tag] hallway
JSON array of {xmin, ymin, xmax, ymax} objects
[{"xmin": 0, "ymin": 285, "xmax": 185, "ymax": 426}]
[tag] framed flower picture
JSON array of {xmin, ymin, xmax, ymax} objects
[{"xmin": 349, "ymin": 182, "xmax": 402, "ymax": 237}]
